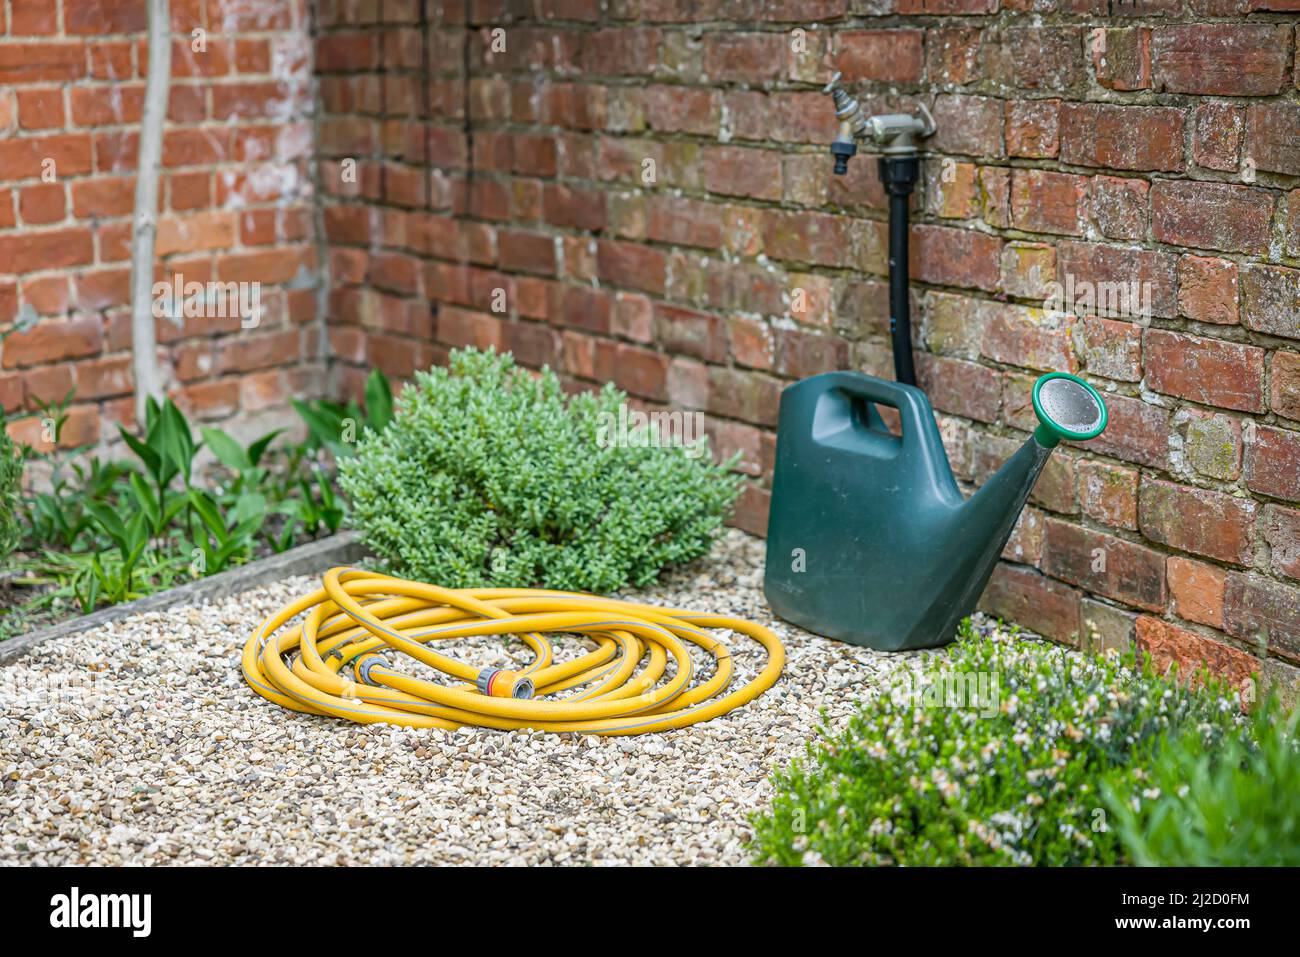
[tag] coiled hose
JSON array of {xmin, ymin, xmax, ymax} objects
[{"xmin": 242, "ymin": 568, "xmax": 785, "ymax": 735}]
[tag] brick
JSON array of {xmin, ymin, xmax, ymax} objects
[
  {"xmin": 65, "ymin": 0, "xmax": 147, "ymax": 34},
  {"xmin": 19, "ymin": 183, "xmax": 64, "ymax": 225},
  {"xmin": 728, "ymin": 317, "xmax": 774, "ymax": 370},
  {"xmin": 925, "ymin": 161, "xmax": 977, "ymax": 219},
  {"xmin": 1240, "ymin": 265, "xmax": 1300, "ymax": 340},
  {"xmin": 835, "ymin": 30, "xmax": 924, "ymax": 84},
  {"xmin": 1090, "ymin": 176, "xmax": 1148, "ymax": 241},
  {"xmin": 1010, "ymin": 169, "xmax": 1088, "ymax": 236},
  {"xmin": 1262, "ymin": 504, "xmax": 1300, "ymax": 581},
  {"xmin": 916, "ymin": 355, "xmax": 1002, "ymax": 424},
  {"xmin": 931, "ymin": 95, "xmax": 1005, "ymax": 159},
  {"xmin": 1060, "ymin": 103, "xmax": 1183, "ymax": 172},
  {"xmin": 1136, "ymin": 616, "xmax": 1257, "ymax": 692},
  {"xmin": 910, "ymin": 224, "xmax": 1002, "ymax": 292},
  {"xmin": 1152, "ymin": 181, "xmax": 1274, "ymax": 255},
  {"xmin": 703, "ymin": 32, "xmax": 788, "ymax": 82},
  {"xmin": 1272, "ymin": 351, "xmax": 1300, "ymax": 421},
  {"xmin": 1081, "ymin": 597, "xmax": 1137, "ymax": 655},
  {"xmin": 1074, "ymin": 316, "xmax": 1141, "ymax": 381},
  {"xmin": 1168, "ymin": 556, "xmax": 1227, "ymax": 629},
  {"xmin": 980, "ymin": 563, "xmax": 1081, "ymax": 645},
  {"xmin": 646, "ymin": 195, "xmax": 724, "ymax": 250},
  {"xmin": 1086, "ymin": 392, "xmax": 1170, "ymax": 470},
  {"xmin": 0, "ymin": 227, "xmax": 94, "ymax": 275},
  {"xmin": 1056, "ymin": 241, "xmax": 1176, "ymax": 319},
  {"xmin": 773, "ymin": 327, "xmax": 849, "ymax": 379},
  {"xmin": 991, "ymin": 26, "xmax": 1086, "ymax": 93},
  {"xmin": 596, "ymin": 240, "xmax": 666, "ymax": 295},
  {"xmin": 1000, "ymin": 243, "xmax": 1055, "ymax": 300},
  {"xmin": 71, "ymin": 176, "xmax": 135, "ymax": 219},
  {"xmin": 1143, "ymin": 329, "xmax": 1264, "ymax": 413},
  {"xmin": 17, "ymin": 88, "xmax": 64, "ymax": 130},
  {"xmin": 1243, "ymin": 103, "xmax": 1300, "ymax": 176},
  {"xmin": 1079, "ymin": 459, "xmax": 1139, "ymax": 530},
  {"xmin": 1177, "ymin": 255, "xmax": 1238, "ymax": 325},
  {"xmin": 2, "ymin": 314, "xmax": 101, "ymax": 368},
  {"xmin": 707, "ymin": 366, "xmax": 781, "ymax": 427},
  {"xmin": 1262, "ymin": 657, "xmax": 1300, "ymax": 715},
  {"xmin": 979, "ymin": 166, "xmax": 1009, "ymax": 228},
  {"xmin": 980, "ymin": 303, "xmax": 1075, "ymax": 372},
  {"xmin": 1043, "ymin": 518, "xmax": 1166, "ymax": 610},
  {"xmin": 653, "ymin": 304, "xmax": 725, "ymax": 364},
  {"xmin": 0, "ymin": 44, "xmax": 86, "ymax": 84},
  {"xmin": 1139, "ymin": 477, "xmax": 1255, "ymax": 565},
  {"xmin": 731, "ymin": 483, "xmax": 770, "ymax": 537},
  {"xmin": 1191, "ymin": 101, "xmax": 1245, "ymax": 172},
  {"xmin": 762, "ymin": 210, "xmax": 853, "ymax": 269},
  {"xmin": 1005, "ymin": 100, "xmax": 1060, "ymax": 159},
  {"xmin": 1224, "ymin": 572, "xmax": 1300, "ymax": 662},
  {"xmin": 1178, "ymin": 408, "xmax": 1242, "ymax": 481},
  {"xmin": 1090, "ymin": 27, "xmax": 1151, "ymax": 91},
  {"xmin": 498, "ymin": 230, "xmax": 555, "ymax": 276},
  {"xmin": 926, "ymin": 27, "xmax": 983, "ymax": 86},
  {"xmin": 1153, "ymin": 24, "xmax": 1290, "ymax": 96},
  {"xmin": 1246, "ymin": 425, "xmax": 1300, "ymax": 502},
  {"xmin": 925, "ymin": 292, "xmax": 982, "ymax": 358},
  {"xmin": 0, "ymin": 133, "xmax": 93, "ymax": 180}
]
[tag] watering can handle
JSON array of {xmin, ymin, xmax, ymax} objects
[{"xmin": 830, "ymin": 372, "xmax": 937, "ymax": 446}]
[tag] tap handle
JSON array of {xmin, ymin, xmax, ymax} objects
[{"xmin": 914, "ymin": 101, "xmax": 936, "ymax": 139}]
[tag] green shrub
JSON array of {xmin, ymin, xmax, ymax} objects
[
  {"xmin": 751, "ymin": 625, "xmax": 1241, "ymax": 866},
  {"xmin": 0, "ymin": 427, "xmax": 22, "ymax": 563},
  {"xmin": 338, "ymin": 348, "xmax": 742, "ymax": 592},
  {"xmin": 1103, "ymin": 694, "xmax": 1300, "ymax": 866}
]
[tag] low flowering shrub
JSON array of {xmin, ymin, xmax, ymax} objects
[
  {"xmin": 338, "ymin": 348, "xmax": 743, "ymax": 592},
  {"xmin": 1103, "ymin": 693, "xmax": 1300, "ymax": 866},
  {"xmin": 751, "ymin": 623, "xmax": 1242, "ymax": 866}
]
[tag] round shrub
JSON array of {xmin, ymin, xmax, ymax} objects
[
  {"xmin": 1103, "ymin": 693, "xmax": 1300, "ymax": 867},
  {"xmin": 338, "ymin": 348, "xmax": 743, "ymax": 593},
  {"xmin": 751, "ymin": 624, "xmax": 1240, "ymax": 866},
  {"xmin": 0, "ymin": 429, "xmax": 22, "ymax": 562}
]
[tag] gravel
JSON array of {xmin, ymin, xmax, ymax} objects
[{"xmin": 0, "ymin": 529, "xmax": 934, "ymax": 866}]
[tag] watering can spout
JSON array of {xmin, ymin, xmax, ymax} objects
[{"xmin": 764, "ymin": 371, "xmax": 1109, "ymax": 651}]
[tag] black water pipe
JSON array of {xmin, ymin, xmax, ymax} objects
[
  {"xmin": 822, "ymin": 74, "xmax": 934, "ymax": 389},
  {"xmin": 880, "ymin": 155, "xmax": 919, "ymax": 387}
]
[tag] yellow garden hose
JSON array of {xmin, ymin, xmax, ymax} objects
[{"xmin": 242, "ymin": 567, "xmax": 785, "ymax": 735}]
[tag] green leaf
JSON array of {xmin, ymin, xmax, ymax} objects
[
  {"xmin": 118, "ymin": 425, "xmax": 161, "ymax": 478},
  {"xmin": 364, "ymin": 368, "xmax": 393, "ymax": 432},
  {"xmin": 187, "ymin": 488, "xmax": 230, "ymax": 545},
  {"xmin": 201, "ymin": 427, "xmax": 252, "ymax": 472},
  {"xmin": 129, "ymin": 471, "xmax": 161, "ymax": 532},
  {"xmin": 246, "ymin": 429, "xmax": 283, "ymax": 468}
]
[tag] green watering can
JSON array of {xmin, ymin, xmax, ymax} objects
[{"xmin": 763, "ymin": 371, "xmax": 1108, "ymax": 651}]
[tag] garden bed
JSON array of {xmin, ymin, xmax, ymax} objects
[{"xmin": 0, "ymin": 528, "xmax": 925, "ymax": 865}]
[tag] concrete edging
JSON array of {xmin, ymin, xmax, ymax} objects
[{"xmin": 0, "ymin": 530, "xmax": 370, "ymax": 666}]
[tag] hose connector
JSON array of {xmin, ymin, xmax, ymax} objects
[
  {"xmin": 356, "ymin": 656, "xmax": 391, "ymax": 687},
  {"xmin": 476, "ymin": 668, "xmax": 534, "ymax": 700}
]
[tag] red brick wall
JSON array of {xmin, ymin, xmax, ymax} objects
[
  {"xmin": 0, "ymin": 0, "xmax": 321, "ymax": 455},
  {"xmin": 317, "ymin": 1, "xmax": 1300, "ymax": 696}
]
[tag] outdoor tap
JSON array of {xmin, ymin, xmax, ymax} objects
[
  {"xmin": 821, "ymin": 72, "xmax": 936, "ymax": 170},
  {"xmin": 863, "ymin": 103, "xmax": 936, "ymax": 155}
]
